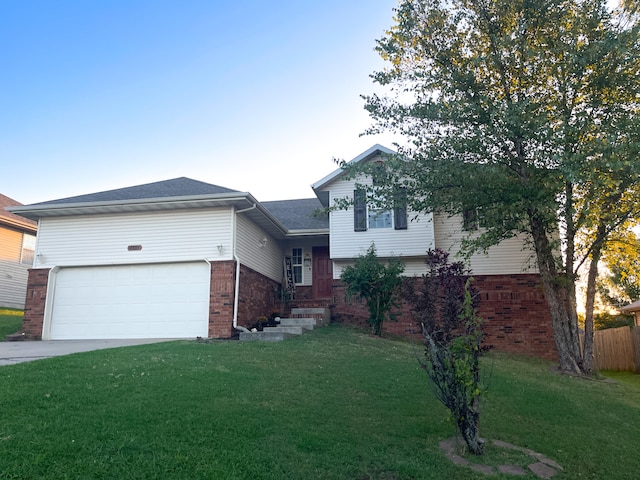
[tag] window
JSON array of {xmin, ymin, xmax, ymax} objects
[
  {"xmin": 368, "ymin": 209, "xmax": 392, "ymax": 229},
  {"xmin": 291, "ymin": 248, "xmax": 303, "ymax": 284},
  {"xmin": 21, "ymin": 234, "xmax": 36, "ymax": 265},
  {"xmin": 354, "ymin": 187, "xmax": 407, "ymax": 231},
  {"xmin": 463, "ymin": 208, "xmax": 486, "ymax": 231}
]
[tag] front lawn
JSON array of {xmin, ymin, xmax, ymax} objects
[
  {"xmin": 0, "ymin": 325, "xmax": 638, "ymax": 479},
  {"xmin": 0, "ymin": 307, "xmax": 23, "ymax": 340}
]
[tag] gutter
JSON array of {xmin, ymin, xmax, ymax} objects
[{"xmin": 231, "ymin": 203, "xmax": 257, "ymax": 333}]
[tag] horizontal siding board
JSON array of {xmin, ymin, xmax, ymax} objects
[
  {"xmin": 34, "ymin": 208, "xmax": 234, "ymax": 268},
  {"xmin": 236, "ymin": 214, "xmax": 283, "ymax": 282},
  {"xmin": 0, "ymin": 260, "xmax": 29, "ymax": 308},
  {"xmin": 433, "ymin": 214, "xmax": 537, "ymax": 275},
  {"xmin": 0, "ymin": 227, "xmax": 23, "ymax": 262},
  {"xmin": 328, "ymin": 174, "xmax": 434, "ymax": 259}
]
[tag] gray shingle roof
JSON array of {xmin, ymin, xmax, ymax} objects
[
  {"xmin": 262, "ymin": 198, "xmax": 328, "ymax": 230},
  {"xmin": 31, "ymin": 177, "xmax": 240, "ymax": 206}
]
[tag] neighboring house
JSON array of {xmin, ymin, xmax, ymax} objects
[
  {"xmin": 9, "ymin": 145, "xmax": 555, "ymax": 359},
  {"xmin": 620, "ymin": 300, "xmax": 640, "ymax": 326},
  {"xmin": 0, "ymin": 194, "xmax": 38, "ymax": 309}
]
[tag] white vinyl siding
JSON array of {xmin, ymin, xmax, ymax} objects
[
  {"xmin": 0, "ymin": 260, "xmax": 29, "ymax": 308},
  {"xmin": 327, "ymin": 175, "xmax": 434, "ymax": 259},
  {"xmin": 235, "ymin": 214, "xmax": 283, "ymax": 282},
  {"xmin": 433, "ymin": 214, "xmax": 537, "ymax": 275},
  {"xmin": 34, "ymin": 208, "xmax": 234, "ymax": 268}
]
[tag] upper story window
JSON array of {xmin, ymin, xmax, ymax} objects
[
  {"xmin": 354, "ymin": 187, "xmax": 407, "ymax": 232},
  {"xmin": 463, "ymin": 208, "xmax": 486, "ymax": 231},
  {"xmin": 368, "ymin": 210, "xmax": 392, "ymax": 229},
  {"xmin": 291, "ymin": 247, "xmax": 303, "ymax": 284}
]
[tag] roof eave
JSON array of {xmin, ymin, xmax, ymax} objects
[
  {"xmin": 311, "ymin": 144, "xmax": 396, "ymax": 193},
  {"xmin": 7, "ymin": 192, "xmax": 256, "ymax": 220}
]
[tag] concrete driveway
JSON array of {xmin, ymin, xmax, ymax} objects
[{"xmin": 0, "ymin": 339, "xmax": 178, "ymax": 366}]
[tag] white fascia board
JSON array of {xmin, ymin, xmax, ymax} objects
[
  {"xmin": 7, "ymin": 193, "xmax": 256, "ymax": 220},
  {"xmin": 311, "ymin": 144, "xmax": 396, "ymax": 192}
]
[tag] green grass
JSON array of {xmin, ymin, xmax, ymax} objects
[
  {"xmin": 0, "ymin": 307, "xmax": 23, "ymax": 340},
  {"xmin": 0, "ymin": 325, "xmax": 639, "ymax": 479}
]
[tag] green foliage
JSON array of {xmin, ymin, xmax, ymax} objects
[
  {"xmin": 355, "ymin": 0, "xmax": 640, "ymax": 374},
  {"xmin": 340, "ymin": 243, "xmax": 404, "ymax": 336},
  {"xmin": 2, "ymin": 328, "xmax": 640, "ymax": 478},
  {"xmin": 0, "ymin": 308, "xmax": 23, "ymax": 340},
  {"xmin": 405, "ymin": 250, "xmax": 485, "ymax": 455},
  {"xmin": 598, "ymin": 230, "xmax": 640, "ymax": 307}
]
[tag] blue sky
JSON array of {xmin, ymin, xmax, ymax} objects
[{"xmin": 1, "ymin": 0, "xmax": 403, "ymax": 205}]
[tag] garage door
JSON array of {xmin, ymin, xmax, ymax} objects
[{"xmin": 49, "ymin": 262, "xmax": 210, "ymax": 340}]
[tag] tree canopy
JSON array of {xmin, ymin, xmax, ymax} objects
[{"xmin": 352, "ymin": 0, "xmax": 640, "ymax": 374}]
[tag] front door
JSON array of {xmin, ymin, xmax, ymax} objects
[{"xmin": 312, "ymin": 246, "xmax": 333, "ymax": 299}]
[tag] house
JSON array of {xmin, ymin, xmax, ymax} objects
[
  {"xmin": 620, "ymin": 299, "xmax": 640, "ymax": 326},
  {"xmin": 0, "ymin": 194, "xmax": 38, "ymax": 309},
  {"xmin": 9, "ymin": 145, "xmax": 556, "ymax": 359}
]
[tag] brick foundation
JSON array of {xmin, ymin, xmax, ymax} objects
[
  {"xmin": 208, "ymin": 261, "xmax": 237, "ymax": 338},
  {"xmin": 236, "ymin": 264, "xmax": 280, "ymax": 331},
  {"xmin": 21, "ymin": 268, "xmax": 50, "ymax": 339},
  {"xmin": 331, "ymin": 274, "xmax": 557, "ymax": 361}
]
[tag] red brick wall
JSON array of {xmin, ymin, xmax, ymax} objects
[
  {"xmin": 331, "ymin": 274, "xmax": 557, "ymax": 361},
  {"xmin": 21, "ymin": 268, "xmax": 50, "ymax": 339},
  {"xmin": 236, "ymin": 264, "xmax": 280, "ymax": 330},
  {"xmin": 208, "ymin": 261, "xmax": 236, "ymax": 338}
]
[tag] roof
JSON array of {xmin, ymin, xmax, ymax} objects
[
  {"xmin": 262, "ymin": 198, "xmax": 328, "ymax": 231},
  {"xmin": 0, "ymin": 193, "xmax": 38, "ymax": 233},
  {"xmin": 30, "ymin": 177, "xmax": 239, "ymax": 206},
  {"xmin": 620, "ymin": 299, "xmax": 640, "ymax": 313},
  {"xmin": 311, "ymin": 144, "xmax": 396, "ymax": 207},
  {"xmin": 6, "ymin": 177, "xmax": 323, "ymax": 240}
]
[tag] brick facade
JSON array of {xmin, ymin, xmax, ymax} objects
[
  {"xmin": 206, "ymin": 261, "xmax": 280, "ymax": 338},
  {"xmin": 208, "ymin": 261, "xmax": 237, "ymax": 338},
  {"xmin": 331, "ymin": 273, "xmax": 557, "ymax": 361},
  {"xmin": 236, "ymin": 264, "xmax": 280, "ymax": 331},
  {"xmin": 21, "ymin": 268, "xmax": 50, "ymax": 339}
]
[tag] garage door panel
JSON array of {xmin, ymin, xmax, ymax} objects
[{"xmin": 49, "ymin": 263, "xmax": 210, "ymax": 340}]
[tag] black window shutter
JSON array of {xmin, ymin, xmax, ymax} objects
[
  {"xmin": 394, "ymin": 188, "xmax": 408, "ymax": 230},
  {"xmin": 354, "ymin": 189, "xmax": 367, "ymax": 231}
]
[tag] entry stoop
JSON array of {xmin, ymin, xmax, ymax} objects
[{"xmin": 238, "ymin": 307, "xmax": 331, "ymax": 342}]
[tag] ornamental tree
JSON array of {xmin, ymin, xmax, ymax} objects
[
  {"xmin": 348, "ymin": 0, "xmax": 640, "ymax": 374},
  {"xmin": 340, "ymin": 243, "xmax": 404, "ymax": 336}
]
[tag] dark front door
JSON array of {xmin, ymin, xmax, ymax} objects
[{"xmin": 312, "ymin": 246, "xmax": 333, "ymax": 299}]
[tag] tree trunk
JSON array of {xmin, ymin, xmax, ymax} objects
[
  {"xmin": 529, "ymin": 214, "xmax": 584, "ymax": 374},
  {"xmin": 583, "ymin": 233, "xmax": 606, "ymax": 374}
]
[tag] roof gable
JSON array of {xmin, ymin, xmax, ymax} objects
[{"xmin": 311, "ymin": 144, "xmax": 396, "ymax": 207}]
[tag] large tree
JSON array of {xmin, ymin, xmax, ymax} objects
[{"xmin": 351, "ymin": 0, "xmax": 640, "ymax": 374}]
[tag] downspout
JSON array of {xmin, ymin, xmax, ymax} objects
[{"xmin": 232, "ymin": 203, "xmax": 257, "ymax": 333}]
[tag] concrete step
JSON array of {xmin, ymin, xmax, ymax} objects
[
  {"xmin": 290, "ymin": 308, "xmax": 331, "ymax": 326},
  {"xmin": 238, "ymin": 331, "xmax": 297, "ymax": 342},
  {"xmin": 279, "ymin": 318, "xmax": 315, "ymax": 330},
  {"xmin": 264, "ymin": 325, "xmax": 305, "ymax": 335}
]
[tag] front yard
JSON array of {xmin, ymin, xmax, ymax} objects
[{"xmin": 0, "ymin": 325, "xmax": 639, "ymax": 479}]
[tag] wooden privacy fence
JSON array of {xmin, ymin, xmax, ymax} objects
[{"xmin": 586, "ymin": 326, "xmax": 640, "ymax": 372}]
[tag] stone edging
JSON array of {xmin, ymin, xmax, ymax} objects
[{"xmin": 439, "ymin": 437, "xmax": 563, "ymax": 478}]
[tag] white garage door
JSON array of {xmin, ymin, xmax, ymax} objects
[{"xmin": 49, "ymin": 262, "xmax": 210, "ymax": 340}]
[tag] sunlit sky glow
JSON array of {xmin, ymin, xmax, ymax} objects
[{"xmin": 1, "ymin": 0, "xmax": 403, "ymax": 205}]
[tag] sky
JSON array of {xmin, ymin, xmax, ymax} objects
[{"xmin": 1, "ymin": 0, "xmax": 404, "ymax": 205}]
